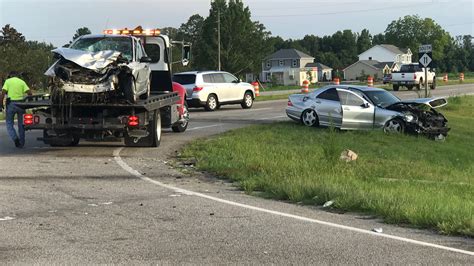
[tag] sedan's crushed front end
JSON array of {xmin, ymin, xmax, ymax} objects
[{"xmin": 387, "ymin": 98, "xmax": 450, "ymax": 140}]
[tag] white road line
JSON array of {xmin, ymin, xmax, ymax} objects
[
  {"xmin": 187, "ymin": 124, "xmax": 223, "ymax": 131},
  {"xmin": 258, "ymin": 115, "xmax": 287, "ymax": 120},
  {"xmin": 113, "ymin": 147, "xmax": 473, "ymax": 256}
]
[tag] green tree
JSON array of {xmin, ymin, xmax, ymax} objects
[
  {"xmin": 70, "ymin": 27, "xmax": 91, "ymax": 44},
  {"xmin": 357, "ymin": 29, "xmax": 372, "ymax": 54},
  {"xmin": 194, "ymin": 0, "xmax": 271, "ymax": 74},
  {"xmin": 384, "ymin": 15, "xmax": 451, "ymax": 63},
  {"xmin": 178, "ymin": 14, "xmax": 204, "ymax": 43},
  {"xmin": 372, "ymin": 33, "xmax": 386, "ymax": 45},
  {"xmin": 0, "ymin": 24, "xmax": 25, "ymax": 44}
]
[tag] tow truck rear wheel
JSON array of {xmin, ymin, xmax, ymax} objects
[
  {"xmin": 393, "ymin": 84, "xmax": 399, "ymax": 91},
  {"xmin": 124, "ymin": 110, "xmax": 161, "ymax": 147}
]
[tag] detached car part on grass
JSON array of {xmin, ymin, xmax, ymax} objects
[
  {"xmin": 286, "ymin": 85, "xmax": 450, "ymax": 140},
  {"xmin": 45, "ymin": 35, "xmax": 151, "ymax": 104}
]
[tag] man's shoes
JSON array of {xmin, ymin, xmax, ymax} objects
[{"xmin": 14, "ymin": 138, "xmax": 21, "ymax": 148}]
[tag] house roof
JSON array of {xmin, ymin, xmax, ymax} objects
[
  {"xmin": 305, "ymin": 62, "xmax": 332, "ymax": 69},
  {"xmin": 265, "ymin": 49, "xmax": 314, "ymax": 60},
  {"xmin": 378, "ymin": 44, "xmax": 409, "ymax": 55},
  {"xmin": 343, "ymin": 60, "xmax": 394, "ymax": 71}
]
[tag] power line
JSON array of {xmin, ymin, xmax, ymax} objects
[{"xmin": 253, "ymin": 3, "xmax": 430, "ymax": 18}]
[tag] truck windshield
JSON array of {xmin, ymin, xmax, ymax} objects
[
  {"xmin": 364, "ymin": 90, "xmax": 400, "ymax": 108},
  {"xmin": 70, "ymin": 37, "xmax": 133, "ymax": 62}
]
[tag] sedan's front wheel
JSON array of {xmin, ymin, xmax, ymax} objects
[
  {"xmin": 301, "ymin": 109, "xmax": 319, "ymax": 127},
  {"xmin": 383, "ymin": 119, "xmax": 405, "ymax": 134}
]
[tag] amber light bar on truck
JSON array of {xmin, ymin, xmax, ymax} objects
[{"xmin": 103, "ymin": 26, "xmax": 161, "ymax": 36}]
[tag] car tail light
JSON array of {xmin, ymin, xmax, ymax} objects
[
  {"xmin": 287, "ymin": 100, "xmax": 293, "ymax": 107},
  {"xmin": 23, "ymin": 114, "xmax": 36, "ymax": 125},
  {"xmin": 128, "ymin": 115, "xmax": 139, "ymax": 127},
  {"xmin": 193, "ymin": 86, "xmax": 203, "ymax": 92}
]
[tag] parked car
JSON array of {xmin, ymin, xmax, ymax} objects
[
  {"xmin": 382, "ymin": 73, "xmax": 391, "ymax": 84},
  {"xmin": 172, "ymin": 71, "xmax": 255, "ymax": 111},
  {"xmin": 391, "ymin": 64, "xmax": 436, "ymax": 91},
  {"xmin": 286, "ymin": 85, "xmax": 449, "ymax": 140}
]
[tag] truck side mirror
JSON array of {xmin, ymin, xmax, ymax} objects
[
  {"xmin": 140, "ymin": 56, "xmax": 152, "ymax": 63},
  {"xmin": 182, "ymin": 45, "xmax": 191, "ymax": 67}
]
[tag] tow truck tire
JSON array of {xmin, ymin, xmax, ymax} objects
[
  {"xmin": 393, "ymin": 85, "xmax": 399, "ymax": 91},
  {"xmin": 124, "ymin": 110, "xmax": 161, "ymax": 147},
  {"xmin": 172, "ymin": 104, "xmax": 189, "ymax": 133}
]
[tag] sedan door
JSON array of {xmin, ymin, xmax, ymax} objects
[
  {"xmin": 314, "ymin": 88, "xmax": 342, "ymax": 127},
  {"xmin": 336, "ymin": 89, "xmax": 374, "ymax": 130},
  {"xmin": 131, "ymin": 39, "xmax": 150, "ymax": 95}
]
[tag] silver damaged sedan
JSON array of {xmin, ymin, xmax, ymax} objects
[{"xmin": 286, "ymin": 85, "xmax": 450, "ymax": 139}]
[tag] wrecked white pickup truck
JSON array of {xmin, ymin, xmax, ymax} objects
[{"xmin": 17, "ymin": 28, "xmax": 190, "ymax": 147}]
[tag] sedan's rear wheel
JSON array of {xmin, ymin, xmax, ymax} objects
[
  {"xmin": 301, "ymin": 109, "xmax": 319, "ymax": 127},
  {"xmin": 383, "ymin": 119, "xmax": 405, "ymax": 134}
]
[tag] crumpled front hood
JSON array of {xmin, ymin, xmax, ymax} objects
[
  {"xmin": 396, "ymin": 97, "xmax": 448, "ymax": 109},
  {"xmin": 45, "ymin": 48, "xmax": 122, "ymax": 76}
]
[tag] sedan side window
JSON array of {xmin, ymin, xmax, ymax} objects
[
  {"xmin": 338, "ymin": 90, "xmax": 365, "ymax": 106},
  {"xmin": 316, "ymin": 88, "xmax": 340, "ymax": 101}
]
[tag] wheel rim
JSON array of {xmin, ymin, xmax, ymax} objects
[
  {"xmin": 302, "ymin": 110, "xmax": 317, "ymax": 126},
  {"xmin": 182, "ymin": 105, "xmax": 189, "ymax": 127},
  {"xmin": 245, "ymin": 94, "xmax": 253, "ymax": 107},
  {"xmin": 208, "ymin": 96, "xmax": 217, "ymax": 110},
  {"xmin": 384, "ymin": 120, "xmax": 402, "ymax": 133},
  {"xmin": 156, "ymin": 114, "xmax": 161, "ymax": 141}
]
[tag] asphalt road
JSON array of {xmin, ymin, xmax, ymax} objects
[{"xmin": 0, "ymin": 84, "xmax": 473, "ymax": 264}]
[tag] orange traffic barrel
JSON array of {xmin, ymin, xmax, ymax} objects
[
  {"xmin": 252, "ymin": 82, "xmax": 260, "ymax": 97},
  {"xmin": 443, "ymin": 74, "xmax": 448, "ymax": 82},
  {"xmin": 367, "ymin": 76, "xmax": 374, "ymax": 87},
  {"xmin": 301, "ymin": 80, "xmax": 309, "ymax": 93},
  {"xmin": 333, "ymin": 77, "xmax": 340, "ymax": 85}
]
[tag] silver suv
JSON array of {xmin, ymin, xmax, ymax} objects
[{"xmin": 173, "ymin": 71, "xmax": 255, "ymax": 111}]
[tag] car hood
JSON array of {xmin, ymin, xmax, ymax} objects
[
  {"xmin": 392, "ymin": 97, "xmax": 448, "ymax": 109},
  {"xmin": 45, "ymin": 48, "xmax": 122, "ymax": 76}
]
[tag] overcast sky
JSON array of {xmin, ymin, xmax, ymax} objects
[{"xmin": 1, "ymin": 0, "xmax": 473, "ymax": 47}]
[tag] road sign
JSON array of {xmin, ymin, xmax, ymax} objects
[
  {"xmin": 419, "ymin": 44, "xmax": 432, "ymax": 53},
  {"xmin": 419, "ymin": 53, "xmax": 432, "ymax": 67}
]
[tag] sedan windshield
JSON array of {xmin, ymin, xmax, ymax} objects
[
  {"xmin": 70, "ymin": 37, "xmax": 133, "ymax": 61},
  {"xmin": 364, "ymin": 90, "xmax": 400, "ymax": 108}
]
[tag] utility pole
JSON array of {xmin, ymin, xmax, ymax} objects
[{"xmin": 217, "ymin": 7, "xmax": 221, "ymax": 71}]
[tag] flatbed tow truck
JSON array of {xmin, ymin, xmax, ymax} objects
[{"xmin": 17, "ymin": 26, "xmax": 190, "ymax": 147}]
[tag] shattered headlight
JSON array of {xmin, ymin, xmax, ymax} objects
[{"xmin": 404, "ymin": 114, "xmax": 415, "ymax": 122}]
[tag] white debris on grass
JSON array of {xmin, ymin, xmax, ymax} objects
[
  {"xmin": 372, "ymin": 228, "xmax": 383, "ymax": 233},
  {"xmin": 323, "ymin": 200, "xmax": 334, "ymax": 208},
  {"xmin": 0, "ymin": 216, "xmax": 15, "ymax": 221}
]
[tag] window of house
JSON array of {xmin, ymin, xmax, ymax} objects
[
  {"xmin": 266, "ymin": 61, "xmax": 271, "ymax": 68},
  {"xmin": 279, "ymin": 60, "xmax": 284, "ymax": 66},
  {"xmin": 292, "ymin": 59, "xmax": 297, "ymax": 67}
]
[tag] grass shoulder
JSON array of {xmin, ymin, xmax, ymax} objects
[{"xmin": 181, "ymin": 96, "xmax": 474, "ymax": 237}]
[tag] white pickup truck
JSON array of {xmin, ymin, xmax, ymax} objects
[{"xmin": 391, "ymin": 64, "xmax": 436, "ymax": 91}]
